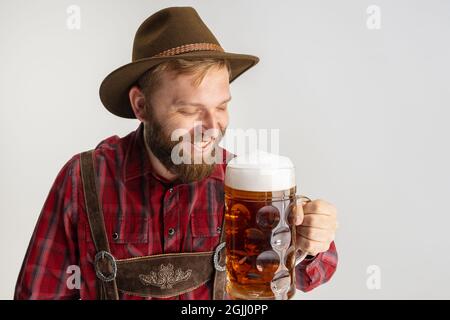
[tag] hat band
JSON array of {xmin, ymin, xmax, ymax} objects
[{"xmin": 152, "ymin": 43, "xmax": 224, "ymax": 57}]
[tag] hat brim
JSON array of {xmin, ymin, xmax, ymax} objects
[{"xmin": 99, "ymin": 50, "xmax": 259, "ymax": 119}]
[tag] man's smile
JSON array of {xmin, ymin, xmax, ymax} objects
[{"xmin": 192, "ymin": 139, "xmax": 214, "ymax": 152}]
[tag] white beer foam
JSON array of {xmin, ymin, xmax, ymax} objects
[{"xmin": 225, "ymin": 150, "xmax": 296, "ymax": 192}]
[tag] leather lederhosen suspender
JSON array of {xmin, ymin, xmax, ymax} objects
[
  {"xmin": 80, "ymin": 150, "xmax": 227, "ymax": 300},
  {"xmin": 80, "ymin": 150, "xmax": 119, "ymax": 300}
]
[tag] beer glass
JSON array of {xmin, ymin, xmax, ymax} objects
[{"xmin": 224, "ymin": 151, "xmax": 308, "ymax": 300}]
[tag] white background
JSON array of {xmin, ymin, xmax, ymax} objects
[{"xmin": 1, "ymin": 0, "xmax": 450, "ymax": 299}]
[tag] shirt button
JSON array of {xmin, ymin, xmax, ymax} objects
[
  {"xmin": 168, "ymin": 188, "xmax": 174, "ymax": 193},
  {"xmin": 216, "ymin": 227, "xmax": 222, "ymax": 234},
  {"xmin": 168, "ymin": 228, "xmax": 175, "ymax": 236},
  {"xmin": 112, "ymin": 232, "xmax": 119, "ymax": 241}
]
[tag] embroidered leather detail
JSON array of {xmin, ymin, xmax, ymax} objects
[{"xmin": 138, "ymin": 263, "xmax": 192, "ymax": 289}]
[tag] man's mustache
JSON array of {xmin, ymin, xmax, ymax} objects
[{"xmin": 170, "ymin": 126, "xmax": 226, "ymax": 145}]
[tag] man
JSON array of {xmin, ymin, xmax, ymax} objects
[{"xmin": 15, "ymin": 6, "xmax": 338, "ymax": 300}]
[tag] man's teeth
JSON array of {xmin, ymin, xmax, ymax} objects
[{"xmin": 194, "ymin": 140, "xmax": 212, "ymax": 148}]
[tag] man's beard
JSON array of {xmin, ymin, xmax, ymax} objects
[{"xmin": 143, "ymin": 106, "xmax": 226, "ymax": 184}]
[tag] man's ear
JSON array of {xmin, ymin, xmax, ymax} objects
[{"xmin": 129, "ymin": 85, "xmax": 147, "ymax": 122}]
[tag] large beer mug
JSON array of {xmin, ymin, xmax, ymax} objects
[{"xmin": 224, "ymin": 151, "xmax": 309, "ymax": 300}]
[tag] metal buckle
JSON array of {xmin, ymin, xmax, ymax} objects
[
  {"xmin": 213, "ymin": 242, "xmax": 226, "ymax": 272},
  {"xmin": 94, "ymin": 250, "xmax": 117, "ymax": 282}
]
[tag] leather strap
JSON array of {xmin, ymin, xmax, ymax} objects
[
  {"xmin": 80, "ymin": 150, "xmax": 119, "ymax": 300},
  {"xmin": 212, "ymin": 216, "xmax": 227, "ymax": 299}
]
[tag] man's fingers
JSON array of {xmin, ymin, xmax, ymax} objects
[
  {"xmin": 298, "ymin": 226, "xmax": 335, "ymax": 243},
  {"xmin": 303, "ymin": 199, "xmax": 337, "ymax": 217},
  {"xmin": 295, "ymin": 199, "xmax": 305, "ymax": 226},
  {"xmin": 296, "ymin": 236, "xmax": 330, "ymax": 256},
  {"xmin": 301, "ymin": 215, "xmax": 338, "ymax": 230}
]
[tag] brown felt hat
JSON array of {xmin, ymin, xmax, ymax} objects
[{"xmin": 99, "ymin": 6, "xmax": 260, "ymax": 119}]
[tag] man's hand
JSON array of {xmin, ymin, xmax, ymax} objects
[{"xmin": 295, "ymin": 198, "xmax": 338, "ymax": 257}]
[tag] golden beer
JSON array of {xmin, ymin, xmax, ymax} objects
[{"xmin": 224, "ymin": 151, "xmax": 299, "ymax": 300}]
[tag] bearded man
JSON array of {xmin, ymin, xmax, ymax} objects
[{"xmin": 15, "ymin": 7, "xmax": 338, "ymax": 300}]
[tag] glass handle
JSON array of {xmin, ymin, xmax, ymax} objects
[
  {"xmin": 295, "ymin": 194, "xmax": 312, "ymax": 266},
  {"xmin": 295, "ymin": 250, "xmax": 309, "ymax": 266}
]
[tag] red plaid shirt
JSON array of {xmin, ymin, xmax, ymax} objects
[{"xmin": 14, "ymin": 123, "xmax": 338, "ymax": 300}]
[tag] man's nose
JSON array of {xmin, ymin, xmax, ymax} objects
[{"xmin": 200, "ymin": 109, "xmax": 218, "ymax": 132}]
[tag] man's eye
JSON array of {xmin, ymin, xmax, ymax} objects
[
  {"xmin": 179, "ymin": 109, "xmax": 198, "ymax": 115},
  {"xmin": 217, "ymin": 104, "xmax": 228, "ymax": 111}
]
